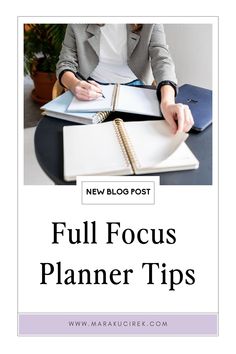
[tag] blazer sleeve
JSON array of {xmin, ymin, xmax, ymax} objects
[
  {"xmin": 56, "ymin": 25, "xmax": 79, "ymax": 79},
  {"xmin": 149, "ymin": 24, "xmax": 178, "ymax": 87}
]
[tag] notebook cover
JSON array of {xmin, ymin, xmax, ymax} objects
[
  {"xmin": 175, "ymin": 84, "xmax": 212, "ymax": 132},
  {"xmin": 40, "ymin": 91, "xmax": 95, "ymax": 122}
]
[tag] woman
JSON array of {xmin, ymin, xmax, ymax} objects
[{"xmin": 56, "ymin": 24, "xmax": 193, "ymax": 133}]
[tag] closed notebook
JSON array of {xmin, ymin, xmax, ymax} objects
[
  {"xmin": 175, "ymin": 84, "xmax": 212, "ymax": 132},
  {"xmin": 63, "ymin": 119, "xmax": 199, "ymax": 181},
  {"xmin": 67, "ymin": 84, "xmax": 161, "ymax": 117}
]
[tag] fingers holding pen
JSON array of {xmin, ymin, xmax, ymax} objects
[
  {"xmin": 73, "ymin": 80, "xmax": 103, "ymax": 101},
  {"xmin": 80, "ymin": 80, "xmax": 102, "ymax": 93},
  {"xmin": 88, "ymin": 80, "xmax": 102, "ymax": 90}
]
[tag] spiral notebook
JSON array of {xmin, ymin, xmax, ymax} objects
[
  {"xmin": 63, "ymin": 119, "xmax": 199, "ymax": 181},
  {"xmin": 67, "ymin": 84, "xmax": 161, "ymax": 117}
]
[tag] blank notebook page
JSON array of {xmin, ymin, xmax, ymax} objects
[
  {"xmin": 124, "ymin": 120, "xmax": 188, "ymax": 172},
  {"xmin": 153, "ymin": 142, "xmax": 199, "ymax": 171},
  {"xmin": 63, "ymin": 122, "xmax": 132, "ymax": 180},
  {"xmin": 116, "ymin": 85, "xmax": 161, "ymax": 117}
]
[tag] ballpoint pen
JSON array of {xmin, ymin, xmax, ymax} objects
[{"xmin": 75, "ymin": 72, "xmax": 105, "ymax": 98}]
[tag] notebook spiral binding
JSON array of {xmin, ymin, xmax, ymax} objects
[
  {"xmin": 113, "ymin": 118, "xmax": 140, "ymax": 173},
  {"xmin": 112, "ymin": 83, "xmax": 120, "ymax": 111},
  {"xmin": 93, "ymin": 111, "xmax": 110, "ymax": 124}
]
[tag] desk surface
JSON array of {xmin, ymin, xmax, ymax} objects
[{"xmin": 34, "ymin": 112, "xmax": 212, "ymax": 185}]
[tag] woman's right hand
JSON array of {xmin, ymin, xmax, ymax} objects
[{"xmin": 71, "ymin": 80, "xmax": 103, "ymax": 101}]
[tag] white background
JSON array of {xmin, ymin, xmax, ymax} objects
[
  {"xmin": 18, "ymin": 184, "xmax": 218, "ymax": 313},
  {"xmin": 0, "ymin": 1, "xmax": 235, "ymax": 353}
]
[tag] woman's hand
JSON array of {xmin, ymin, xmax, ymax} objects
[
  {"xmin": 161, "ymin": 102, "xmax": 194, "ymax": 134},
  {"xmin": 61, "ymin": 71, "xmax": 103, "ymax": 100},
  {"xmin": 159, "ymin": 84, "xmax": 194, "ymax": 134},
  {"xmin": 71, "ymin": 80, "xmax": 103, "ymax": 101}
]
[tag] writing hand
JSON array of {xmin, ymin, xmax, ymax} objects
[{"xmin": 72, "ymin": 80, "xmax": 103, "ymax": 101}]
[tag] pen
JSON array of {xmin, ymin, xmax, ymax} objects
[{"xmin": 75, "ymin": 72, "xmax": 105, "ymax": 98}]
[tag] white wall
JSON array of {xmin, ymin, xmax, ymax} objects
[{"xmin": 164, "ymin": 24, "xmax": 212, "ymax": 89}]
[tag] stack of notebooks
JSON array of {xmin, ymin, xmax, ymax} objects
[
  {"xmin": 63, "ymin": 119, "xmax": 199, "ymax": 181},
  {"xmin": 41, "ymin": 83, "xmax": 212, "ymax": 132},
  {"xmin": 41, "ymin": 84, "xmax": 161, "ymax": 124}
]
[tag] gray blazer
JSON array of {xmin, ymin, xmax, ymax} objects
[{"xmin": 56, "ymin": 24, "xmax": 177, "ymax": 86}]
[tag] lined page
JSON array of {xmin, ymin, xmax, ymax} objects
[
  {"xmin": 67, "ymin": 85, "xmax": 114, "ymax": 112},
  {"xmin": 63, "ymin": 122, "xmax": 132, "ymax": 181},
  {"xmin": 116, "ymin": 85, "xmax": 161, "ymax": 117}
]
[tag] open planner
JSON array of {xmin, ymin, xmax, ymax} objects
[
  {"xmin": 63, "ymin": 119, "xmax": 199, "ymax": 181},
  {"xmin": 67, "ymin": 84, "xmax": 161, "ymax": 117}
]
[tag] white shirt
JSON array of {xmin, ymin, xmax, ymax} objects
[{"xmin": 90, "ymin": 24, "xmax": 138, "ymax": 84}]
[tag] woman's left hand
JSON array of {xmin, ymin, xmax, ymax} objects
[{"xmin": 160, "ymin": 102, "xmax": 194, "ymax": 134}]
